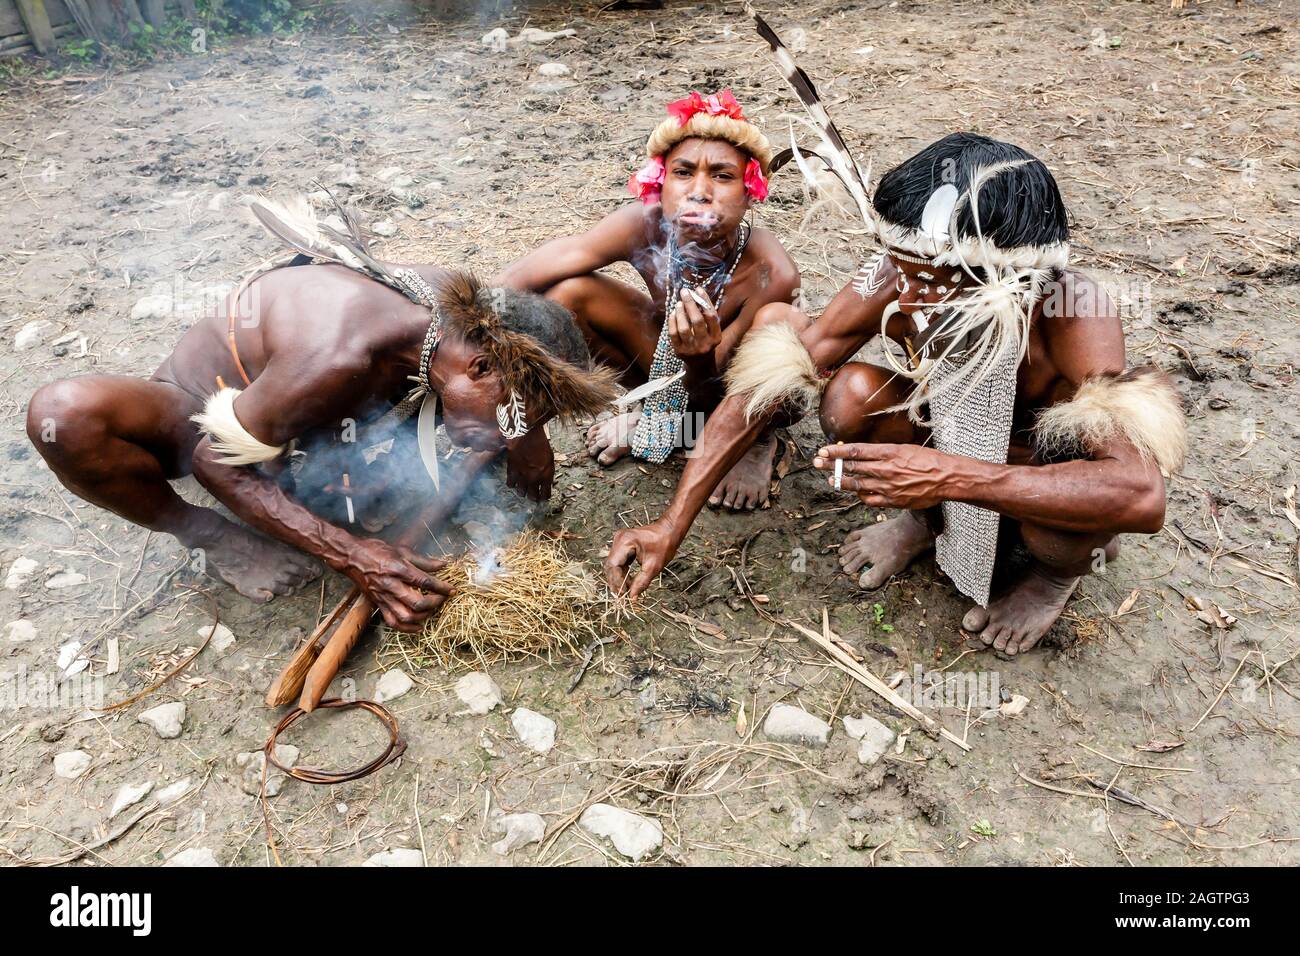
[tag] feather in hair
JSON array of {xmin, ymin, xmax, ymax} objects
[{"xmin": 746, "ymin": 3, "xmax": 873, "ymax": 223}]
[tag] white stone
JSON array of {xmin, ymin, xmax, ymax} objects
[
  {"xmin": 516, "ymin": 27, "xmax": 576, "ymax": 44},
  {"xmin": 511, "ymin": 708, "xmax": 556, "ymax": 753},
  {"xmin": 156, "ymin": 777, "xmax": 193, "ymax": 805},
  {"xmin": 109, "ymin": 780, "xmax": 154, "ymax": 818},
  {"xmin": 579, "ymin": 804, "xmax": 663, "ymax": 862},
  {"xmin": 198, "ymin": 622, "xmax": 235, "ymax": 652},
  {"xmin": 363, "ymin": 848, "xmax": 424, "ymax": 867},
  {"xmin": 480, "ymin": 27, "xmax": 509, "ymax": 50},
  {"xmin": 130, "ymin": 294, "xmax": 174, "ymax": 321},
  {"xmin": 45, "ymin": 570, "xmax": 87, "ymax": 590},
  {"xmin": 999, "ymin": 694, "xmax": 1030, "ymax": 717},
  {"xmin": 138, "ymin": 701, "xmax": 186, "ymax": 739},
  {"xmin": 538, "ymin": 62, "xmax": 571, "ymax": 77},
  {"xmin": 14, "ymin": 320, "xmax": 52, "ymax": 351},
  {"xmin": 166, "ymin": 847, "xmax": 219, "ymax": 867},
  {"xmin": 371, "ymin": 218, "xmax": 398, "ymax": 237},
  {"xmin": 238, "ymin": 744, "xmax": 300, "ymax": 797},
  {"xmin": 374, "ymin": 668, "xmax": 413, "ymax": 703},
  {"xmin": 492, "ymin": 812, "xmax": 545, "ymax": 855},
  {"xmin": 455, "ymin": 672, "xmax": 503, "ymax": 715},
  {"xmin": 763, "ymin": 704, "xmax": 831, "ymax": 747},
  {"xmin": 56, "ymin": 641, "xmax": 89, "ymax": 677},
  {"xmin": 4, "ymin": 557, "xmax": 39, "ymax": 590},
  {"xmin": 53, "ymin": 750, "xmax": 91, "ymax": 779},
  {"xmin": 843, "ymin": 713, "xmax": 896, "ymax": 766},
  {"xmin": 6, "ymin": 620, "xmax": 37, "ymax": 643}
]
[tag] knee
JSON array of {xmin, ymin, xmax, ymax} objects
[
  {"xmin": 818, "ymin": 363, "xmax": 899, "ymax": 443},
  {"xmin": 751, "ymin": 301, "xmax": 807, "ymax": 332},
  {"xmin": 1021, "ymin": 522, "xmax": 1119, "ymax": 573},
  {"xmin": 544, "ymin": 276, "xmax": 597, "ymax": 313},
  {"xmin": 27, "ymin": 379, "xmax": 106, "ymax": 463}
]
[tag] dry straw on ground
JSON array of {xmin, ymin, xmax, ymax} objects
[{"xmin": 384, "ymin": 529, "xmax": 608, "ymax": 672}]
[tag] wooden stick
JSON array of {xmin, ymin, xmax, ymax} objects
[
  {"xmin": 299, "ymin": 596, "xmax": 376, "ymax": 711},
  {"xmin": 264, "ymin": 589, "xmax": 360, "ymax": 707},
  {"xmin": 784, "ymin": 617, "xmax": 971, "ymax": 752}
]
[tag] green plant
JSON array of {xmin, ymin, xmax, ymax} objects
[
  {"xmin": 971, "ymin": 820, "xmax": 997, "ymax": 837},
  {"xmin": 61, "ymin": 37, "xmax": 99, "ymax": 62},
  {"xmin": 872, "ymin": 602, "xmax": 895, "ymax": 634}
]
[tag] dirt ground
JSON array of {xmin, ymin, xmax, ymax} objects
[{"xmin": 1, "ymin": 0, "xmax": 1297, "ymax": 867}]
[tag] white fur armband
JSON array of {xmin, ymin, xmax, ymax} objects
[
  {"xmin": 1034, "ymin": 366, "xmax": 1186, "ymax": 474},
  {"xmin": 724, "ymin": 324, "xmax": 826, "ymax": 423},
  {"xmin": 191, "ymin": 387, "xmax": 286, "ymax": 466}
]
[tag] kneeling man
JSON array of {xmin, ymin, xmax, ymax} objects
[
  {"xmin": 495, "ymin": 90, "xmax": 800, "ymax": 510},
  {"xmin": 605, "ymin": 133, "xmax": 1185, "ymax": 654},
  {"xmin": 28, "ymin": 196, "xmax": 615, "ymax": 631}
]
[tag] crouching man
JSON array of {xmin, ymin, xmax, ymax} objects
[
  {"xmin": 604, "ymin": 133, "xmax": 1185, "ymax": 654},
  {"xmin": 27, "ymin": 196, "xmax": 616, "ymax": 631}
]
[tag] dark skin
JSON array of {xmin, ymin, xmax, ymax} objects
[
  {"xmin": 605, "ymin": 253, "xmax": 1168, "ymax": 654},
  {"xmin": 495, "ymin": 137, "xmax": 801, "ymax": 511},
  {"xmin": 26, "ymin": 262, "xmax": 537, "ymax": 632}
]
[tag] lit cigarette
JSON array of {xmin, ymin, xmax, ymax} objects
[
  {"xmin": 343, "ymin": 472, "xmax": 355, "ymax": 524},
  {"xmin": 833, "ymin": 441, "xmax": 844, "ymax": 491},
  {"xmin": 687, "ymin": 287, "xmax": 710, "ymax": 309}
]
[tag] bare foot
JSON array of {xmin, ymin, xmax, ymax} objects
[
  {"xmin": 708, "ymin": 435, "xmax": 778, "ymax": 510},
  {"xmin": 839, "ymin": 511, "xmax": 934, "ymax": 589},
  {"xmin": 189, "ymin": 520, "xmax": 322, "ymax": 602},
  {"xmin": 586, "ymin": 410, "xmax": 639, "ymax": 466},
  {"xmin": 961, "ymin": 562, "xmax": 1078, "ymax": 655}
]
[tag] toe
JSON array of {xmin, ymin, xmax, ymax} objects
[
  {"xmin": 961, "ymin": 606, "xmax": 990, "ymax": 632},
  {"xmin": 992, "ymin": 627, "xmax": 1011, "ymax": 652}
]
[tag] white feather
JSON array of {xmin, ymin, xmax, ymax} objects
[
  {"xmin": 191, "ymin": 387, "xmax": 285, "ymax": 466},
  {"xmin": 616, "ymin": 368, "xmax": 686, "ymax": 408},
  {"xmin": 416, "ymin": 392, "xmax": 440, "ymax": 491},
  {"xmin": 919, "ymin": 183, "xmax": 958, "ymax": 250}
]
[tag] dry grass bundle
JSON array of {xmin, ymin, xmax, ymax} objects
[{"xmin": 383, "ymin": 530, "xmax": 609, "ymax": 672}]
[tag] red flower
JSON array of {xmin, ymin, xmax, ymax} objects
[
  {"xmin": 665, "ymin": 89, "xmax": 748, "ymax": 127},
  {"xmin": 627, "ymin": 155, "xmax": 666, "ymax": 205},
  {"xmin": 744, "ymin": 158, "xmax": 769, "ymax": 202}
]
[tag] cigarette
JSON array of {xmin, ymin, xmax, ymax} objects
[
  {"xmin": 343, "ymin": 472, "xmax": 355, "ymax": 524},
  {"xmin": 687, "ymin": 287, "xmax": 710, "ymax": 309},
  {"xmin": 833, "ymin": 441, "xmax": 844, "ymax": 491}
]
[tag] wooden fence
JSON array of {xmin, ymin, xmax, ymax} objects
[{"xmin": 2, "ymin": 1, "xmax": 202, "ymax": 57}]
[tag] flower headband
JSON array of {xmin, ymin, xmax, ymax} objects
[{"xmin": 627, "ymin": 89, "xmax": 771, "ymax": 205}]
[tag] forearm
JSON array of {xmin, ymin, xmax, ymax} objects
[
  {"xmin": 192, "ymin": 442, "xmax": 359, "ymax": 570},
  {"xmin": 660, "ymin": 394, "xmax": 770, "ymax": 542},
  {"xmin": 944, "ymin": 455, "xmax": 1166, "ymax": 534}
]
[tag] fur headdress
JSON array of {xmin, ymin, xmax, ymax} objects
[
  {"xmin": 630, "ymin": 90, "xmax": 774, "ymax": 204},
  {"xmin": 434, "ymin": 272, "xmax": 619, "ymax": 424}
]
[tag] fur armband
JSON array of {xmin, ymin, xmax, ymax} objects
[
  {"xmin": 1034, "ymin": 366, "xmax": 1186, "ymax": 474},
  {"xmin": 724, "ymin": 324, "xmax": 826, "ymax": 423},
  {"xmin": 191, "ymin": 387, "xmax": 286, "ymax": 466}
]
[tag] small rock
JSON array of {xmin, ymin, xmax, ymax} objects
[
  {"xmin": 372, "ymin": 218, "xmax": 398, "ymax": 237},
  {"xmin": 166, "ymin": 847, "xmax": 219, "ymax": 867},
  {"xmin": 156, "ymin": 777, "xmax": 193, "ymax": 805},
  {"xmin": 5, "ymin": 620, "xmax": 37, "ymax": 643},
  {"xmin": 138, "ymin": 701, "xmax": 186, "ymax": 739},
  {"xmin": 238, "ymin": 745, "xmax": 300, "ymax": 797},
  {"xmin": 56, "ymin": 641, "xmax": 88, "ymax": 678},
  {"xmin": 579, "ymin": 804, "xmax": 663, "ymax": 861},
  {"xmin": 363, "ymin": 848, "xmax": 424, "ymax": 867},
  {"xmin": 14, "ymin": 320, "xmax": 52, "ymax": 351},
  {"xmin": 516, "ymin": 27, "xmax": 577, "ymax": 44},
  {"xmin": 511, "ymin": 708, "xmax": 556, "ymax": 753},
  {"xmin": 45, "ymin": 570, "xmax": 87, "ymax": 590},
  {"xmin": 109, "ymin": 781, "xmax": 154, "ymax": 818},
  {"xmin": 198, "ymin": 622, "xmax": 236, "ymax": 652},
  {"xmin": 492, "ymin": 812, "xmax": 545, "ymax": 855},
  {"xmin": 374, "ymin": 668, "xmax": 413, "ymax": 703},
  {"xmin": 763, "ymin": 703, "xmax": 831, "ymax": 747},
  {"xmin": 53, "ymin": 750, "xmax": 91, "ymax": 779},
  {"xmin": 999, "ymin": 694, "xmax": 1030, "ymax": 718},
  {"xmin": 455, "ymin": 672, "xmax": 503, "ymax": 715},
  {"xmin": 130, "ymin": 294, "xmax": 174, "ymax": 321},
  {"xmin": 538, "ymin": 62, "xmax": 571, "ymax": 77},
  {"xmin": 4, "ymin": 557, "xmax": 39, "ymax": 590},
  {"xmin": 480, "ymin": 27, "xmax": 509, "ymax": 50},
  {"xmin": 842, "ymin": 713, "xmax": 896, "ymax": 766}
]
